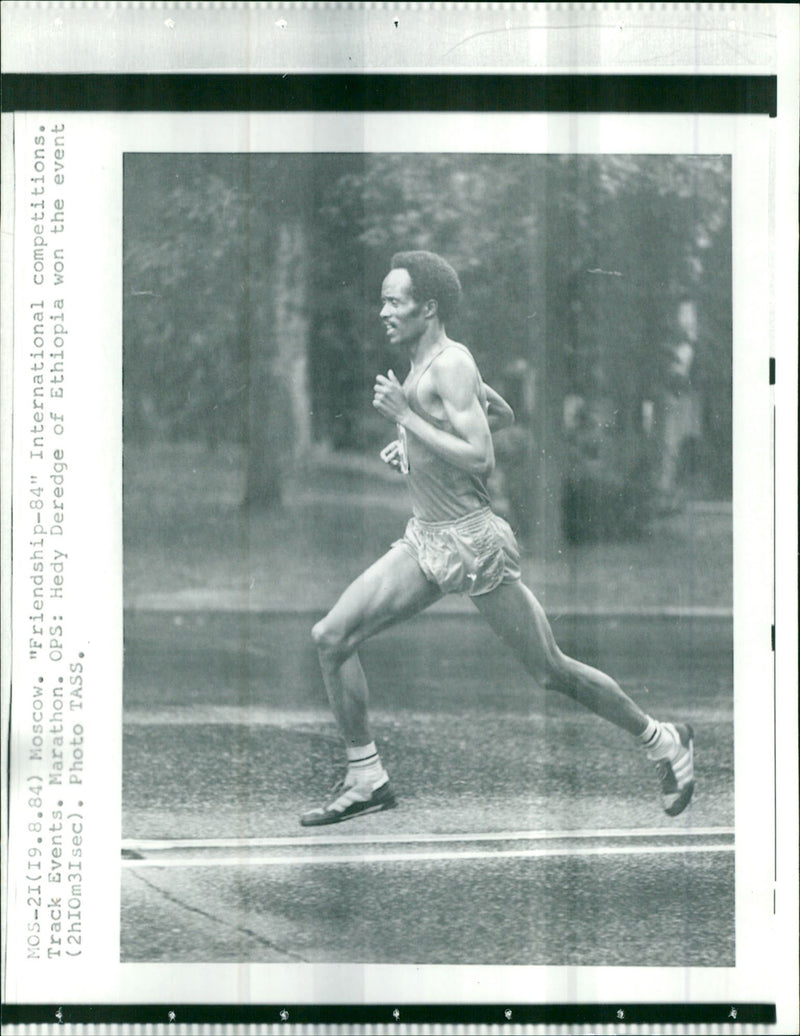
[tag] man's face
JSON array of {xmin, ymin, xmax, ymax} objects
[{"xmin": 379, "ymin": 268, "xmax": 428, "ymax": 346}]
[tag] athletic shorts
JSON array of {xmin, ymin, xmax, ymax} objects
[{"xmin": 393, "ymin": 507, "xmax": 521, "ymax": 597}]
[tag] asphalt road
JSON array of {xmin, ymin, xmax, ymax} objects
[{"xmin": 121, "ymin": 611, "xmax": 734, "ymax": 965}]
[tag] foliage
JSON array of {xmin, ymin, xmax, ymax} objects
[{"xmin": 123, "ymin": 152, "xmax": 732, "ymax": 523}]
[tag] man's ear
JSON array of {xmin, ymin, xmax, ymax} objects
[{"xmin": 423, "ymin": 298, "xmax": 438, "ymax": 319}]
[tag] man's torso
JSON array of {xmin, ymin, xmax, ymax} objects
[{"xmin": 400, "ymin": 342, "xmax": 491, "ymax": 522}]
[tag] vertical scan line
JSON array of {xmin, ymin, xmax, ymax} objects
[{"xmin": 771, "ymin": 393, "xmax": 777, "ymax": 897}]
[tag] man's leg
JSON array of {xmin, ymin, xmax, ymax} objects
[
  {"xmin": 312, "ymin": 545, "xmax": 441, "ymax": 745},
  {"xmin": 473, "ymin": 580, "xmax": 647, "ymax": 733},
  {"xmin": 301, "ymin": 545, "xmax": 441, "ymax": 825},
  {"xmin": 472, "ymin": 580, "xmax": 695, "ymax": 815}
]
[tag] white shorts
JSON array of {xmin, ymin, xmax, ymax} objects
[{"xmin": 394, "ymin": 507, "xmax": 521, "ymax": 597}]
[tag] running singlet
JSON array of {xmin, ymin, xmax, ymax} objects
[{"xmin": 400, "ymin": 343, "xmax": 492, "ymax": 522}]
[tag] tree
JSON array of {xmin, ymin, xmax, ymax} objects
[
  {"xmin": 124, "ymin": 152, "xmax": 731, "ymax": 532},
  {"xmin": 123, "ymin": 154, "xmax": 316, "ymax": 507},
  {"xmin": 240, "ymin": 155, "xmax": 313, "ymax": 507}
]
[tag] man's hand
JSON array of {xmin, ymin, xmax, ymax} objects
[
  {"xmin": 379, "ymin": 439, "xmax": 407, "ymax": 473},
  {"xmin": 373, "ymin": 370, "xmax": 410, "ymax": 424}
]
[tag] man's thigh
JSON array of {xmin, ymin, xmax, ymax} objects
[
  {"xmin": 471, "ymin": 579, "xmax": 559, "ymax": 674},
  {"xmin": 321, "ymin": 545, "xmax": 441, "ymax": 649}
]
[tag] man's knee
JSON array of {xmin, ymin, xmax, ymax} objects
[
  {"xmin": 311, "ymin": 615, "xmax": 351, "ymax": 665},
  {"xmin": 539, "ymin": 646, "xmax": 573, "ymax": 689}
]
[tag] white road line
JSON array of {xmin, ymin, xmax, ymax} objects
[
  {"xmin": 122, "ymin": 826, "xmax": 734, "ymax": 852},
  {"xmin": 124, "ymin": 704, "xmax": 733, "ymax": 727},
  {"xmin": 126, "ymin": 601, "xmax": 733, "ymax": 617},
  {"xmin": 122, "ymin": 842, "xmax": 734, "ymax": 869}
]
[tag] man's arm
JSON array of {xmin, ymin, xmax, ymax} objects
[
  {"xmin": 483, "ymin": 383, "xmax": 515, "ymax": 431},
  {"xmin": 373, "ymin": 352, "xmax": 494, "ymax": 477}
]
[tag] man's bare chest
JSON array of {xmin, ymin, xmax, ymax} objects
[{"xmin": 404, "ymin": 365, "xmax": 447, "ymax": 423}]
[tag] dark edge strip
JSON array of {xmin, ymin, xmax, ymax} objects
[
  {"xmin": 0, "ymin": 1003, "xmax": 779, "ymax": 1025},
  {"xmin": 1, "ymin": 74, "xmax": 778, "ymax": 115}
]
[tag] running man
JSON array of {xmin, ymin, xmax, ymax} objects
[{"xmin": 300, "ymin": 251, "xmax": 694, "ymax": 826}]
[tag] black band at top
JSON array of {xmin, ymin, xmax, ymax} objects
[{"xmin": 0, "ymin": 73, "xmax": 777, "ymax": 115}]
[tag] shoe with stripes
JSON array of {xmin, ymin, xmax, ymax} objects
[
  {"xmin": 300, "ymin": 777, "xmax": 397, "ymax": 827},
  {"xmin": 652, "ymin": 722, "xmax": 695, "ymax": 816}
]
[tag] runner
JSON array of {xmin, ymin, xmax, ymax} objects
[{"xmin": 301, "ymin": 251, "xmax": 694, "ymax": 826}]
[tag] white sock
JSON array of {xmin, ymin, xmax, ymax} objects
[
  {"xmin": 638, "ymin": 718, "xmax": 678, "ymax": 759},
  {"xmin": 345, "ymin": 742, "xmax": 388, "ymax": 788}
]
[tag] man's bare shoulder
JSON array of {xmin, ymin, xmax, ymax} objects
[
  {"xmin": 431, "ymin": 341, "xmax": 478, "ymax": 378},
  {"xmin": 429, "ymin": 342, "xmax": 481, "ymax": 404}
]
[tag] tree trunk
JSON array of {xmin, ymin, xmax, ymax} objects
[
  {"xmin": 528, "ymin": 202, "xmax": 568, "ymax": 561},
  {"xmin": 244, "ymin": 218, "xmax": 311, "ymax": 507},
  {"xmin": 530, "ymin": 334, "xmax": 567, "ymax": 562},
  {"xmin": 273, "ymin": 221, "xmax": 312, "ymax": 456}
]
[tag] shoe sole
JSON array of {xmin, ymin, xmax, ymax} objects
[{"xmin": 664, "ymin": 723, "xmax": 695, "ymax": 817}]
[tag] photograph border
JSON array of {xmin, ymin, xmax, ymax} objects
[{"xmin": 2, "ymin": 4, "xmax": 797, "ymax": 1033}]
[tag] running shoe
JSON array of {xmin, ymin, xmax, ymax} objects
[
  {"xmin": 652, "ymin": 722, "xmax": 695, "ymax": 816},
  {"xmin": 300, "ymin": 778, "xmax": 397, "ymax": 827}
]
